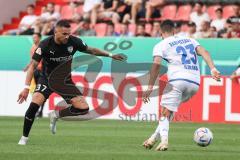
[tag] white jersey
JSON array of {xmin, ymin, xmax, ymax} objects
[{"xmin": 153, "ymin": 35, "xmax": 201, "ymax": 85}]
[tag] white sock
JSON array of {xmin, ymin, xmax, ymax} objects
[
  {"xmin": 21, "ymin": 136, "xmax": 28, "ymax": 139},
  {"xmin": 150, "ymin": 124, "xmax": 161, "ymax": 141},
  {"xmin": 159, "ymin": 116, "xmax": 169, "ymax": 142}
]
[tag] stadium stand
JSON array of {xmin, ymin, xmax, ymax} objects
[{"xmin": 0, "ymin": 0, "xmax": 239, "ymax": 38}]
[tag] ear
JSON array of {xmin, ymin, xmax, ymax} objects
[{"xmin": 54, "ymin": 27, "xmax": 58, "ymax": 34}]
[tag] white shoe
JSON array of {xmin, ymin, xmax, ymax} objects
[
  {"xmin": 49, "ymin": 111, "xmax": 58, "ymax": 134},
  {"xmin": 143, "ymin": 137, "xmax": 157, "ymax": 149},
  {"xmin": 143, "ymin": 133, "xmax": 160, "ymax": 149},
  {"xmin": 18, "ymin": 136, "xmax": 28, "ymax": 145},
  {"xmin": 155, "ymin": 139, "xmax": 168, "ymax": 151}
]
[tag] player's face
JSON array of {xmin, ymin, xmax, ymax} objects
[
  {"xmin": 32, "ymin": 34, "xmax": 40, "ymax": 45},
  {"xmin": 54, "ymin": 27, "xmax": 71, "ymax": 44}
]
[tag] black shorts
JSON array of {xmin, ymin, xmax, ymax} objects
[{"xmin": 34, "ymin": 75, "xmax": 83, "ymax": 104}]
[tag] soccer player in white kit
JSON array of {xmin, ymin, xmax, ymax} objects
[{"xmin": 142, "ymin": 20, "xmax": 221, "ymax": 151}]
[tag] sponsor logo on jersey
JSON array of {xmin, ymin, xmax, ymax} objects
[
  {"xmin": 50, "ymin": 55, "xmax": 73, "ymax": 62},
  {"xmin": 50, "ymin": 50, "xmax": 55, "ymax": 55},
  {"xmin": 67, "ymin": 46, "xmax": 73, "ymax": 53},
  {"xmin": 36, "ymin": 48, "xmax": 42, "ymax": 55}
]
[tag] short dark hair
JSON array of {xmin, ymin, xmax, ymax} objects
[
  {"xmin": 33, "ymin": 32, "xmax": 41, "ymax": 38},
  {"xmin": 56, "ymin": 19, "xmax": 71, "ymax": 28},
  {"xmin": 160, "ymin": 20, "xmax": 175, "ymax": 33},
  {"xmin": 196, "ymin": 2, "xmax": 204, "ymax": 7},
  {"xmin": 215, "ymin": 8, "xmax": 223, "ymax": 13},
  {"xmin": 174, "ymin": 21, "xmax": 182, "ymax": 28},
  {"xmin": 187, "ymin": 21, "xmax": 196, "ymax": 27}
]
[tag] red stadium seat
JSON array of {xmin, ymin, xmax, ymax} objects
[
  {"xmin": 207, "ymin": 5, "xmax": 221, "ymax": 20},
  {"xmin": 145, "ymin": 23, "xmax": 152, "ymax": 34},
  {"xmin": 55, "ymin": 5, "xmax": 61, "ymax": 13},
  {"xmin": 175, "ymin": 4, "xmax": 192, "ymax": 21},
  {"xmin": 114, "ymin": 23, "xmax": 121, "ymax": 33},
  {"xmin": 61, "ymin": 5, "xmax": 83, "ymax": 20},
  {"xmin": 223, "ymin": 5, "xmax": 236, "ymax": 18},
  {"xmin": 159, "ymin": 4, "xmax": 177, "ymax": 20},
  {"xmin": 95, "ymin": 23, "xmax": 107, "ymax": 37},
  {"xmin": 70, "ymin": 23, "xmax": 79, "ymax": 35},
  {"xmin": 61, "ymin": 5, "xmax": 73, "ymax": 19},
  {"xmin": 76, "ymin": 5, "xmax": 83, "ymax": 15},
  {"xmin": 128, "ymin": 24, "xmax": 136, "ymax": 35}
]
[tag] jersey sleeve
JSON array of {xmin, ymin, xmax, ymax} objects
[
  {"xmin": 152, "ymin": 43, "xmax": 164, "ymax": 58},
  {"xmin": 72, "ymin": 36, "xmax": 88, "ymax": 52},
  {"xmin": 191, "ymin": 38, "xmax": 200, "ymax": 49},
  {"xmin": 32, "ymin": 42, "xmax": 45, "ymax": 62}
]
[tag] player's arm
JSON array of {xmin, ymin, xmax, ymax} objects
[
  {"xmin": 18, "ymin": 45, "xmax": 42, "ymax": 104},
  {"xmin": 74, "ymin": 37, "xmax": 126, "ymax": 61},
  {"xmin": 17, "ymin": 59, "xmax": 39, "ymax": 104},
  {"xmin": 148, "ymin": 56, "xmax": 162, "ymax": 90},
  {"xmin": 196, "ymin": 46, "xmax": 221, "ymax": 81},
  {"xmin": 84, "ymin": 46, "xmax": 126, "ymax": 61},
  {"xmin": 25, "ymin": 60, "xmax": 39, "ymax": 86},
  {"xmin": 143, "ymin": 56, "xmax": 162, "ymax": 103}
]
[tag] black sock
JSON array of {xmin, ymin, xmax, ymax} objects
[
  {"xmin": 23, "ymin": 102, "xmax": 40, "ymax": 137},
  {"xmin": 59, "ymin": 106, "xmax": 89, "ymax": 118}
]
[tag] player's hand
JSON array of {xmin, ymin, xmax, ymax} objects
[
  {"xmin": 211, "ymin": 68, "xmax": 221, "ymax": 81},
  {"xmin": 111, "ymin": 54, "xmax": 127, "ymax": 61},
  {"xmin": 17, "ymin": 88, "xmax": 29, "ymax": 104},
  {"xmin": 143, "ymin": 88, "xmax": 152, "ymax": 104}
]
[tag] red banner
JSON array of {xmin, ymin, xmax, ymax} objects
[{"xmin": 49, "ymin": 75, "xmax": 240, "ymax": 123}]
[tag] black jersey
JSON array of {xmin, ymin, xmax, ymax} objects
[{"xmin": 32, "ymin": 35, "xmax": 88, "ymax": 77}]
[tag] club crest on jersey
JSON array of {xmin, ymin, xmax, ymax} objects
[
  {"xmin": 36, "ymin": 48, "xmax": 42, "ymax": 55},
  {"xmin": 68, "ymin": 46, "xmax": 73, "ymax": 53}
]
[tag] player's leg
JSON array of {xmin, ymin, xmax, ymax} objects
[
  {"xmin": 33, "ymin": 69, "xmax": 45, "ymax": 118},
  {"xmin": 143, "ymin": 107, "xmax": 174, "ymax": 150},
  {"xmin": 18, "ymin": 92, "xmax": 46, "ymax": 145},
  {"xmin": 49, "ymin": 80, "xmax": 90, "ymax": 134},
  {"xmin": 154, "ymin": 107, "xmax": 174, "ymax": 151},
  {"xmin": 143, "ymin": 82, "xmax": 181, "ymax": 151},
  {"xmin": 19, "ymin": 76, "xmax": 52, "ymax": 145},
  {"xmin": 49, "ymin": 95, "xmax": 89, "ymax": 134},
  {"xmin": 154, "ymin": 81, "xmax": 199, "ymax": 151}
]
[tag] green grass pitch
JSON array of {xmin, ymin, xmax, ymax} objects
[{"xmin": 0, "ymin": 117, "xmax": 239, "ymax": 160}]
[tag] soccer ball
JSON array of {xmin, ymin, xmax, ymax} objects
[{"xmin": 193, "ymin": 127, "xmax": 213, "ymax": 147}]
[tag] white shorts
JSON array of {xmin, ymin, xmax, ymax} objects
[{"xmin": 160, "ymin": 80, "xmax": 199, "ymax": 112}]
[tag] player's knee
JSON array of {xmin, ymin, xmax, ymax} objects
[
  {"xmin": 161, "ymin": 107, "xmax": 174, "ymax": 121},
  {"xmin": 161, "ymin": 107, "xmax": 170, "ymax": 117},
  {"xmin": 32, "ymin": 92, "xmax": 45, "ymax": 106},
  {"xmin": 70, "ymin": 105, "xmax": 89, "ymax": 115}
]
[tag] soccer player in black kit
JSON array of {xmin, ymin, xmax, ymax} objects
[{"xmin": 17, "ymin": 20, "xmax": 125, "ymax": 145}]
